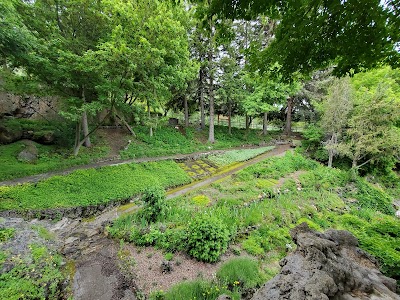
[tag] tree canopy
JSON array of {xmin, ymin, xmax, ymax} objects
[{"xmin": 204, "ymin": 0, "xmax": 400, "ymax": 78}]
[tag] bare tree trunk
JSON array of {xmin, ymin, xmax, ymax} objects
[
  {"xmin": 208, "ymin": 18, "xmax": 215, "ymax": 143},
  {"xmin": 81, "ymin": 87, "xmax": 91, "ymax": 147},
  {"xmin": 285, "ymin": 97, "xmax": 293, "ymax": 137},
  {"xmin": 328, "ymin": 150, "xmax": 334, "ymax": 168},
  {"xmin": 74, "ymin": 121, "xmax": 81, "ymax": 151},
  {"xmin": 199, "ymin": 67, "xmax": 205, "ymax": 130},
  {"xmin": 263, "ymin": 111, "xmax": 268, "ymax": 136},
  {"xmin": 147, "ymin": 101, "xmax": 153, "ymax": 137},
  {"xmin": 184, "ymin": 95, "xmax": 189, "ymax": 127},
  {"xmin": 228, "ymin": 102, "xmax": 232, "ymax": 135},
  {"xmin": 245, "ymin": 114, "xmax": 249, "ymax": 131},
  {"xmin": 82, "ymin": 111, "xmax": 91, "ymax": 147}
]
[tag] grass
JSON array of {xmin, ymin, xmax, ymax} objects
[
  {"xmin": 0, "ymin": 140, "xmax": 110, "ymax": 181},
  {"xmin": 0, "ymin": 160, "xmax": 191, "ymax": 211}
]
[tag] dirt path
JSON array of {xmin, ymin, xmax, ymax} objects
[{"xmin": 0, "ymin": 144, "xmax": 280, "ymax": 187}]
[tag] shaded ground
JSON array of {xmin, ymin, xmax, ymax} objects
[{"xmin": 97, "ymin": 128, "xmax": 131, "ymax": 158}]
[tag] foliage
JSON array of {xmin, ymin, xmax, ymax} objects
[
  {"xmin": 207, "ymin": 146, "xmax": 274, "ymax": 167},
  {"xmin": 0, "ymin": 227, "xmax": 15, "ymax": 242},
  {"xmin": 120, "ymin": 125, "xmax": 273, "ymax": 159},
  {"xmin": 140, "ymin": 187, "xmax": 167, "ymax": 223},
  {"xmin": 216, "ymin": 257, "xmax": 264, "ymax": 290},
  {"xmin": 207, "ymin": 0, "xmax": 399, "ymax": 77},
  {"xmin": 349, "ymin": 179, "xmax": 395, "ymax": 215},
  {"xmin": 0, "ymin": 140, "xmax": 109, "ymax": 181},
  {"xmin": 0, "ymin": 161, "xmax": 191, "ymax": 211},
  {"xmin": 150, "ymin": 280, "xmax": 239, "ymax": 300},
  {"xmin": 0, "ymin": 244, "xmax": 65, "ymax": 300},
  {"xmin": 320, "ymin": 77, "xmax": 354, "ymax": 167},
  {"xmin": 340, "ymin": 86, "xmax": 400, "ymax": 171},
  {"xmin": 192, "ymin": 195, "xmax": 211, "ymax": 206},
  {"xmin": 187, "ymin": 213, "xmax": 230, "ymax": 262}
]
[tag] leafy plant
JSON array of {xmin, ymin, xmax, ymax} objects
[
  {"xmin": 0, "ymin": 227, "xmax": 15, "ymax": 242},
  {"xmin": 187, "ymin": 214, "xmax": 230, "ymax": 262},
  {"xmin": 140, "ymin": 186, "xmax": 167, "ymax": 223}
]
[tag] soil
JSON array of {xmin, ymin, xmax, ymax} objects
[{"xmin": 97, "ymin": 128, "xmax": 132, "ymax": 158}]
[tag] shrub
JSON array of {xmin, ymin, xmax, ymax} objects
[
  {"xmin": 140, "ymin": 186, "xmax": 167, "ymax": 223},
  {"xmin": 216, "ymin": 257, "xmax": 263, "ymax": 291},
  {"xmin": 187, "ymin": 214, "xmax": 230, "ymax": 262}
]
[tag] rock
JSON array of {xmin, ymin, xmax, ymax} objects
[
  {"xmin": 396, "ymin": 211, "xmax": 400, "ymax": 218},
  {"xmin": 0, "ymin": 126, "xmax": 23, "ymax": 144},
  {"xmin": 252, "ymin": 223, "xmax": 400, "ymax": 300},
  {"xmin": 33, "ymin": 130, "xmax": 55, "ymax": 144},
  {"xmin": 217, "ymin": 295, "xmax": 232, "ymax": 300},
  {"xmin": 17, "ymin": 140, "xmax": 38, "ymax": 163},
  {"xmin": 161, "ymin": 261, "xmax": 173, "ymax": 274}
]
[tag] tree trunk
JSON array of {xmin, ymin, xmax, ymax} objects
[
  {"xmin": 228, "ymin": 102, "xmax": 232, "ymax": 135},
  {"xmin": 200, "ymin": 67, "xmax": 205, "ymax": 130},
  {"xmin": 81, "ymin": 86, "xmax": 91, "ymax": 147},
  {"xmin": 328, "ymin": 150, "xmax": 334, "ymax": 168},
  {"xmin": 82, "ymin": 111, "xmax": 91, "ymax": 147},
  {"xmin": 262, "ymin": 111, "xmax": 268, "ymax": 136},
  {"xmin": 208, "ymin": 18, "xmax": 215, "ymax": 143},
  {"xmin": 285, "ymin": 97, "xmax": 293, "ymax": 137},
  {"xmin": 184, "ymin": 95, "xmax": 189, "ymax": 127},
  {"xmin": 148, "ymin": 102, "xmax": 153, "ymax": 137},
  {"xmin": 245, "ymin": 114, "xmax": 249, "ymax": 131}
]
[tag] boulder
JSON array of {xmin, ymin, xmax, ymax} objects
[
  {"xmin": 17, "ymin": 140, "xmax": 38, "ymax": 163},
  {"xmin": 252, "ymin": 223, "xmax": 400, "ymax": 300},
  {"xmin": 0, "ymin": 126, "xmax": 23, "ymax": 144}
]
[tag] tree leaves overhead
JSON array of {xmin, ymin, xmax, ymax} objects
[{"xmin": 204, "ymin": 0, "xmax": 400, "ymax": 78}]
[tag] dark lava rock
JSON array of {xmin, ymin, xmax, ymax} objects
[{"xmin": 252, "ymin": 223, "xmax": 400, "ymax": 300}]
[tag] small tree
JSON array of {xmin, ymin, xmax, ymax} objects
[
  {"xmin": 320, "ymin": 77, "xmax": 353, "ymax": 167},
  {"xmin": 140, "ymin": 186, "xmax": 167, "ymax": 223}
]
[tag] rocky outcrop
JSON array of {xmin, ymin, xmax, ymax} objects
[
  {"xmin": 252, "ymin": 223, "xmax": 399, "ymax": 300},
  {"xmin": 0, "ymin": 92, "xmax": 60, "ymax": 120}
]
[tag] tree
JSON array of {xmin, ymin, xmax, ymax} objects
[
  {"xmin": 320, "ymin": 77, "xmax": 353, "ymax": 167},
  {"xmin": 203, "ymin": 0, "xmax": 399, "ymax": 78},
  {"xmin": 340, "ymin": 86, "xmax": 400, "ymax": 173}
]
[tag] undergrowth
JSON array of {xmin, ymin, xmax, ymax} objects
[{"xmin": 0, "ymin": 161, "xmax": 191, "ymax": 211}]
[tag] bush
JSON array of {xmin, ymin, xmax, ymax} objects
[
  {"xmin": 216, "ymin": 257, "xmax": 263, "ymax": 291},
  {"xmin": 140, "ymin": 186, "xmax": 167, "ymax": 223},
  {"xmin": 187, "ymin": 214, "xmax": 230, "ymax": 262}
]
